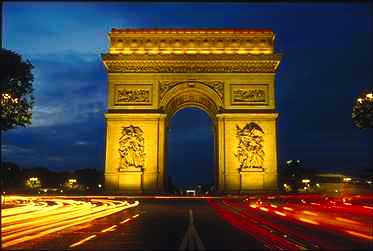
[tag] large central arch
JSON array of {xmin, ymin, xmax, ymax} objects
[
  {"xmin": 102, "ymin": 28, "xmax": 282, "ymax": 194},
  {"xmin": 161, "ymin": 81, "xmax": 223, "ymax": 190}
]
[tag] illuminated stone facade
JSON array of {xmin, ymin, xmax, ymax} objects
[{"xmin": 102, "ymin": 28, "xmax": 281, "ymax": 194}]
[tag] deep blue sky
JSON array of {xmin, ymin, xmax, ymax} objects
[{"xmin": 2, "ymin": 2, "xmax": 373, "ymax": 186}]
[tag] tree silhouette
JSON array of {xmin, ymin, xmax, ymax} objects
[
  {"xmin": 1, "ymin": 49, "xmax": 34, "ymax": 131},
  {"xmin": 352, "ymin": 91, "xmax": 373, "ymax": 129}
]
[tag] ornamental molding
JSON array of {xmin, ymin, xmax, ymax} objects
[
  {"xmin": 103, "ymin": 60, "xmax": 280, "ymax": 73},
  {"xmin": 102, "ymin": 53, "xmax": 281, "ymax": 61}
]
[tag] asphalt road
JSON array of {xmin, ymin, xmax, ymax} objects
[{"xmin": 8, "ymin": 199, "xmax": 264, "ymax": 250}]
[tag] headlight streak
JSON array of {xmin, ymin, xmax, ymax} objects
[
  {"xmin": 69, "ymin": 234, "xmax": 97, "ymax": 248},
  {"xmin": 297, "ymin": 217, "xmax": 320, "ymax": 225},
  {"xmin": 1, "ymin": 197, "xmax": 140, "ymax": 248},
  {"xmin": 67, "ymin": 211, "xmax": 143, "ymax": 248},
  {"xmin": 345, "ymin": 230, "xmax": 373, "ymax": 240},
  {"xmin": 120, "ymin": 218, "xmax": 131, "ymax": 224},
  {"xmin": 101, "ymin": 225, "xmax": 117, "ymax": 233}
]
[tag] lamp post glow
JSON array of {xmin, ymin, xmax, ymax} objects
[
  {"xmin": 26, "ymin": 177, "xmax": 41, "ymax": 190},
  {"xmin": 343, "ymin": 177, "xmax": 352, "ymax": 182}
]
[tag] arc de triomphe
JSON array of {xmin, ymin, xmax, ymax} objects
[{"xmin": 101, "ymin": 28, "xmax": 282, "ymax": 194}]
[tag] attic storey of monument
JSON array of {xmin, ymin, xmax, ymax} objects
[{"xmin": 101, "ymin": 28, "xmax": 281, "ymax": 194}]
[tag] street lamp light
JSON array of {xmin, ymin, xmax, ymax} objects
[
  {"xmin": 26, "ymin": 177, "xmax": 41, "ymax": 190},
  {"xmin": 343, "ymin": 177, "xmax": 352, "ymax": 182}
]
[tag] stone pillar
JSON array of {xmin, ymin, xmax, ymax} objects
[
  {"xmin": 217, "ymin": 113, "xmax": 278, "ymax": 194},
  {"xmin": 104, "ymin": 113, "xmax": 166, "ymax": 194}
]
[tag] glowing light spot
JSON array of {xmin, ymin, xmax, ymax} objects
[
  {"xmin": 259, "ymin": 207, "xmax": 269, "ymax": 212},
  {"xmin": 132, "ymin": 214, "xmax": 140, "ymax": 218},
  {"xmin": 250, "ymin": 204, "xmax": 257, "ymax": 208},
  {"xmin": 270, "ymin": 204, "xmax": 278, "ymax": 208},
  {"xmin": 363, "ymin": 206, "xmax": 373, "ymax": 209}
]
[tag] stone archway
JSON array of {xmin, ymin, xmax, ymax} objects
[
  {"xmin": 102, "ymin": 28, "xmax": 282, "ymax": 194},
  {"xmin": 160, "ymin": 81, "xmax": 223, "ymax": 192}
]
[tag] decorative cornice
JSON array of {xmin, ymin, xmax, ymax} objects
[
  {"xmin": 103, "ymin": 28, "xmax": 282, "ymax": 73},
  {"xmin": 102, "ymin": 58, "xmax": 281, "ymax": 73},
  {"xmin": 102, "ymin": 53, "xmax": 280, "ymax": 61},
  {"xmin": 111, "ymin": 28, "xmax": 274, "ymax": 34},
  {"xmin": 107, "ymin": 28, "xmax": 276, "ymax": 55}
]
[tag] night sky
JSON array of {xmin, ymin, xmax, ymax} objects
[{"xmin": 2, "ymin": 2, "xmax": 372, "ymax": 187}]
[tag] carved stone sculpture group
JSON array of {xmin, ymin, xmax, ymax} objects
[
  {"xmin": 235, "ymin": 123, "xmax": 265, "ymax": 169},
  {"xmin": 118, "ymin": 125, "xmax": 145, "ymax": 170}
]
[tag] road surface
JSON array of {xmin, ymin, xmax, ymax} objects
[{"xmin": 2, "ymin": 195, "xmax": 372, "ymax": 250}]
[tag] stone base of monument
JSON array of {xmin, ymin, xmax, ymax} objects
[
  {"xmin": 240, "ymin": 168, "xmax": 265, "ymax": 192},
  {"xmin": 118, "ymin": 169, "xmax": 143, "ymax": 193}
]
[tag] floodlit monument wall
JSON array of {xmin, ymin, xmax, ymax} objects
[{"xmin": 101, "ymin": 28, "xmax": 282, "ymax": 194}]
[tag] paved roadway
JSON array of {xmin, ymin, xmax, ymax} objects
[
  {"xmin": 3, "ymin": 196, "xmax": 372, "ymax": 250},
  {"xmin": 8, "ymin": 199, "xmax": 264, "ymax": 250}
]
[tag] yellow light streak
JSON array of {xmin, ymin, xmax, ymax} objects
[
  {"xmin": 120, "ymin": 218, "xmax": 131, "ymax": 224},
  {"xmin": 345, "ymin": 230, "xmax": 373, "ymax": 240},
  {"xmin": 274, "ymin": 211, "xmax": 286, "ymax": 217},
  {"xmin": 132, "ymin": 213, "xmax": 140, "ymax": 218},
  {"xmin": 270, "ymin": 204, "xmax": 278, "ymax": 208},
  {"xmin": 335, "ymin": 217, "xmax": 360, "ymax": 225},
  {"xmin": 1, "ymin": 197, "xmax": 140, "ymax": 248},
  {"xmin": 298, "ymin": 217, "xmax": 320, "ymax": 225},
  {"xmin": 69, "ymin": 234, "xmax": 97, "ymax": 247},
  {"xmin": 283, "ymin": 207, "xmax": 294, "ymax": 211},
  {"xmin": 101, "ymin": 225, "xmax": 117, "ymax": 233},
  {"xmin": 259, "ymin": 207, "xmax": 269, "ymax": 212},
  {"xmin": 303, "ymin": 210, "xmax": 318, "ymax": 216}
]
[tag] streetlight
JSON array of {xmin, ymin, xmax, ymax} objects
[
  {"xmin": 302, "ymin": 179, "xmax": 311, "ymax": 191},
  {"xmin": 26, "ymin": 177, "xmax": 41, "ymax": 191},
  {"xmin": 68, "ymin": 179, "xmax": 77, "ymax": 189},
  {"xmin": 343, "ymin": 177, "xmax": 352, "ymax": 182}
]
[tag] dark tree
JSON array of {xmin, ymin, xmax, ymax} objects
[
  {"xmin": 1, "ymin": 49, "xmax": 34, "ymax": 131},
  {"xmin": 352, "ymin": 91, "xmax": 373, "ymax": 129},
  {"xmin": 1, "ymin": 162, "xmax": 23, "ymax": 191},
  {"xmin": 74, "ymin": 168, "xmax": 103, "ymax": 189}
]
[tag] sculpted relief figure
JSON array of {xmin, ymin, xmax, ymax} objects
[
  {"xmin": 118, "ymin": 125, "xmax": 145, "ymax": 170},
  {"xmin": 117, "ymin": 89, "xmax": 150, "ymax": 103},
  {"xmin": 235, "ymin": 123, "xmax": 265, "ymax": 169}
]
